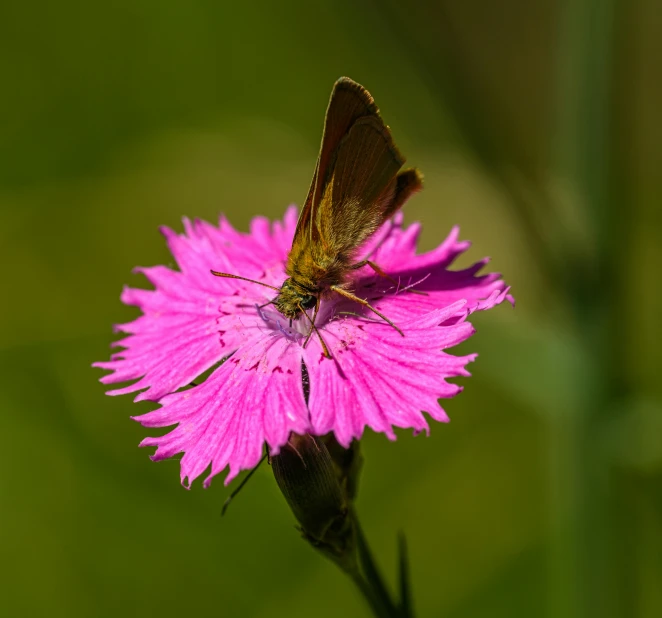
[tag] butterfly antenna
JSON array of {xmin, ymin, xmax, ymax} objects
[
  {"xmin": 211, "ymin": 270, "xmax": 281, "ymax": 292},
  {"xmin": 221, "ymin": 452, "xmax": 268, "ymax": 517}
]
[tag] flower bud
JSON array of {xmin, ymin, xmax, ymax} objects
[
  {"xmin": 321, "ymin": 435, "xmax": 363, "ymax": 502},
  {"xmin": 272, "ymin": 433, "xmax": 354, "ymax": 556}
]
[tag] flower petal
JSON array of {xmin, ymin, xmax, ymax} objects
[
  {"xmin": 348, "ymin": 224, "xmax": 513, "ymax": 323},
  {"xmin": 135, "ymin": 334, "xmax": 310, "ymax": 487},
  {"xmin": 94, "ymin": 208, "xmax": 298, "ymax": 402},
  {"xmin": 304, "ymin": 301, "xmax": 477, "ymax": 446},
  {"xmin": 92, "ymin": 280, "xmax": 257, "ymax": 401}
]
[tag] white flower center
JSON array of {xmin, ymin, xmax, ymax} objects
[{"xmin": 255, "ymin": 304, "xmax": 309, "ymax": 341}]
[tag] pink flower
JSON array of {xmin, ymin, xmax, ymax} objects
[{"xmin": 94, "ymin": 207, "xmax": 513, "ymax": 487}]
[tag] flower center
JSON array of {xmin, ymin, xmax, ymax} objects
[{"xmin": 255, "ymin": 304, "xmax": 309, "ymax": 342}]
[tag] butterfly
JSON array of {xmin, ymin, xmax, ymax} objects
[{"xmin": 212, "ymin": 77, "xmax": 422, "ymax": 357}]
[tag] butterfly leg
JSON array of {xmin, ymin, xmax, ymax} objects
[
  {"xmin": 298, "ymin": 301, "xmax": 331, "ymax": 358},
  {"xmin": 330, "ymin": 285, "xmax": 404, "ymax": 336},
  {"xmin": 350, "ymin": 259, "xmax": 397, "ymax": 285},
  {"xmin": 303, "ymin": 296, "xmax": 320, "ymax": 348}
]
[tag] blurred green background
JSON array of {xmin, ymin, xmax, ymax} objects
[{"xmin": 1, "ymin": 1, "xmax": 660, "ymax": 617}]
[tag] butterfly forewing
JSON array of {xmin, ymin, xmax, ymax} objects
[
  {"xmin": 317, "ymin": 115, "xmax": 404, "ymax": 256},
  {"xmin": 293, "ymin": 78, "xmax": 378, "ymax": 248}
]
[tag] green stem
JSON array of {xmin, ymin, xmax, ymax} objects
[
  {"xmin": 326, "ymin": 511, "xmax": 406, "ymax": 618},
  {"xmin": 347, "ymin": 568, "xmax": 397, "ymax": 618},
  {"xmin": 353, "ymin": 513, "xmax": 400, "ymax": 616}
]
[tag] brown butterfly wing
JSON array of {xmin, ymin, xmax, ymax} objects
[
  {"xmin": 381, "ymin": 168, "xmax": 424, "ymax": 221},
  {"xmin": 316, "ymin": 114, "xmax": 406, "ymax": 259},
  {"xmin": 293, "ymin": 78, "xmax": 378, "ymax": 247}
]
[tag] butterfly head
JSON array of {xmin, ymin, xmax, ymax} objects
[{"xmin": 274, "ymin": 278, "xmax": 318, "ymax": 319}]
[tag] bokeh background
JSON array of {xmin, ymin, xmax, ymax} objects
[{"xmin": 1, "ymin": 1, "xmax": 660, "ymax": 617}]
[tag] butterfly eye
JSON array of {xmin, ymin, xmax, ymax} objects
[{"xmin": 301, "ymin": 295, "xmax": 317, "ymax": 310}]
